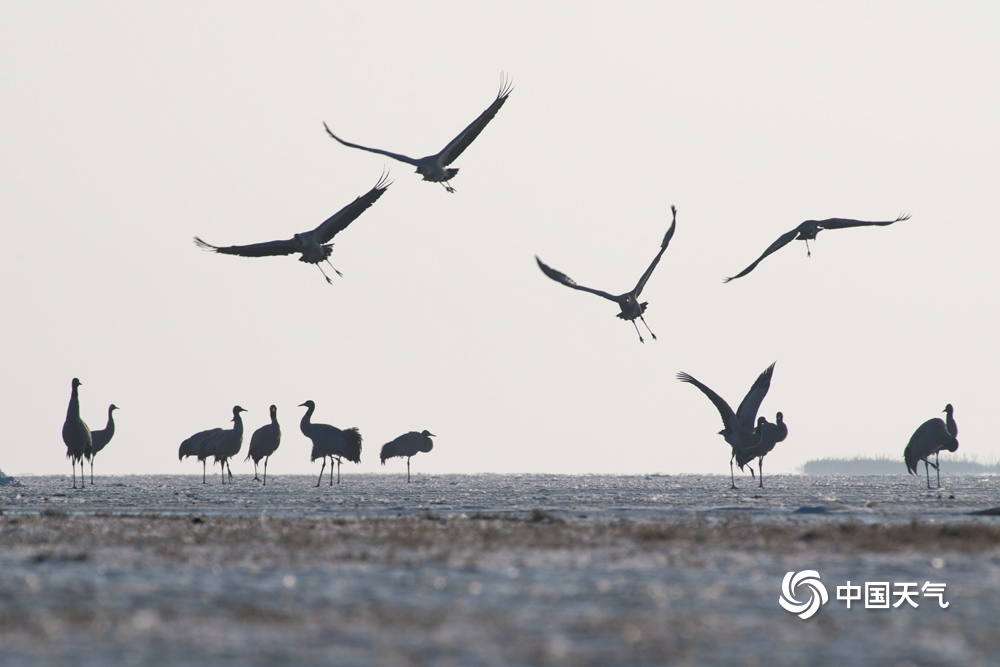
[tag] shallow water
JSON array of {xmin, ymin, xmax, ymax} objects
[
  {"xmin": 3, "ymin": 472, "xmax": 997, "ymax": 521},
  {"xmin": 2, "ymin": 474, "xmax": 999, "ymax": 666}
]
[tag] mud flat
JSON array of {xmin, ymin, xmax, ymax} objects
[{"xmin": 2, "ymin": 474, "xmax": 999, "ymax": 666}]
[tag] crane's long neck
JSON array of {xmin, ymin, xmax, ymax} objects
[
  {"xmin": 67, "ymin": 386, "xmax": 81, "ymax": 421},
  {"xmin": 105, "ymin": 407, "xmax": 116, "ymax": 435},
  {"xmin": 300, "ymin": 406, "xmax": 314, "ymax": 434},
  {"xmin": 233, "ymin": 412, "xmax": 244, "ymax": 438},
  {"xmin": 945, "ymin": 409, "xmax": 958, "ymax": 437}
]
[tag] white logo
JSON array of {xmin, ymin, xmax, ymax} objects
[{"xmin": 779, "ymin": 570, "xmax": 829, "ymax": 619}]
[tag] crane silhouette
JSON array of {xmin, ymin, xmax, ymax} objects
[
  {"xmin": 380, "ymin": 430, "xmax": 435, "ymax": 483},
  {"xmin": 735, "ymin": 412, "xmax": 787, "ymax": 488},
  {"xmin": 323, "ymin": 74, "xmax": 513, "ymax": 193},
  {"xmin": 724, "ymin": 213, "xmax": 910, "ymax": 282},
  {"xmin": 904, "ymin": 404, "xmax": 959, "ymax": 489},
  {"xmin": 536, "ymin": 206, "xmax": 677, "ymax": 343},
  {"xmin": 299, "ymin": 401, "xmax": 362, "ymax": 486},
  {"xmin": 62, "ymin": 378, "xmax": 92, "ymax": 489},
  {"xmin": 211, "ymin": 406, "xmax": 247, "ymax": 484},
  {"xmin": 179, "ymin": 427, "xmax": 221, "ymax": 484},
  {"xmin": 245, "ymin": 405, "xmax": 281, "ymax": 485},
  {"xmin": 88, "ymin": 404, "xmax": 118, "ymax": 484},
  {"xmin": 677, "ymin": 362, "xmax": 776, "ymax": 488},
  {"xmin": 194, "ymin": 173, "xmax": 390, "ymax": 284}
]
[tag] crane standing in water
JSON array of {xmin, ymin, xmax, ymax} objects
[
  {"xmin": 88, "ymin": 404, "xmax": 118, "ymax": 484},
  {"xmin": 62, "ymin": 378, "xmax": 91, "ymax": 489},
  {"xmin": 904, "ymin": 404, "xmax": 959, "ymax": 489},
  {"xmin": 380, "ymin": 430, "xmax": 436, "ymax": 483},
  {"xmin": 299, "ymin": 401, "xmax": 362, "ymax": 486},
  {"xmin": 246, "ymin": 405, "xmax": 281, "ymax": 486}
]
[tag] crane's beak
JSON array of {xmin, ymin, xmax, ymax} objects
[{"xmin": 428, "ymin": 432, "xmax": 437, "ymax": 437}]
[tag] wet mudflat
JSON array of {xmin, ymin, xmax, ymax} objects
[{"xmin": 1, "ymin": 474, "xmax": 999, "ymax": 666}]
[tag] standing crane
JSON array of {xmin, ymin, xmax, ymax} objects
[
  {"xmin": 904, "ymin": 404, "xmax": 959, "ymax": 489},
  {"xmin": 736, "ymin": 413, "xmax": 787, "ymax": 488},
  {"xmin": 299, "ymin": 401, "xmax": 362, "ymax": 486},
  {"xmin": 536, "ymin": 206, "xmax": 677, "ymax": 343},
  {"xmin": 194, "ymin": 173, "xmax": 390, "ymax": 284},
  {"xmin": 211, "ymin": 406, "xmax": 247, "ymax": 484},
  {"xmin": 676, "ymin": 363, "xmax": 776, "ymax": 488},
  {"xmin": 88, "ymin": 404, "xmax": 118, "ymax": 484},
  {"xmin": 245, "ymin": 405, "xmax": 281, "ymax": 486},
  {"xmin": 323, "ymin": 74, "xmax": 513, "ymax": 193},
  {"xmin": 62, "ymin": 378, "xmax": 91, "ymax": 489},
  {"xmin": 380, "ymin": 430, "xmax": 435, "ymax": 483},
  {"xmin": 724, "ymin": 214, "xmax": 910, "ymax": 282}
]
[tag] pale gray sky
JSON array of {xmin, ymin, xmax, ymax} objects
[{"xmin": 2, "ymin": 2, "xmax": 997, "ymax": 478}]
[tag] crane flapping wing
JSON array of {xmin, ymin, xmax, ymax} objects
[
  {"xmin": 723, "ymin": 228, "xmax": 800, "ymax": 283},
  {"xmin": 735, "ymin": 362, "xmax": 775, "ymax": 431},
  {"xmin": 438, "ymin": 74, "xmax": 514, "ymax": 166},
  {"xmin": 633, "ymin": 205, "xmax": 678, "ymax": 296},
  {"xmin": 310, "ymin": 171, "xmax": 392, "ymax": 243},
  {"xmin": 194, "ymin": 236, "xmax": 299, "ymax": 257},
  {"xmin": 323, "ymin": 122, "xmax": 421, "ymax": 166},
  {"xmin": 817, "ymin": 213, "xmax": 911, "ymax": 230},
  {"xmin": 536, "ymin": 256, "xmax": 619, "ymax": 302},
  {"xmin": 676, "ymin": 371, "xmax": 739, "ymax": 434}
]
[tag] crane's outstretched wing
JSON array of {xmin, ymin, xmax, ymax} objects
[
  {"xmin": 723, "ymin": 229, "xmax": 799, "ymax": 283},
  {"xmin": 536, "ymin": 256, "xmax": 618, "ymax": 302},
  {"xmin": 438, "ymin": 74, "xmax": 514, "ymax": 166},
  {"xmin": 194, "ymin": 236, "xmax": 299, "ymax": 257},
  {"xmin": 677, "ymin": 371, "xmax": 739, "ymax": 434},
  {"xmin": 309, "ymin": 171, "xmax": 392, "ymax": 243},
  {"xmin": 817, "ymin": 213, "xmax": 911, "ymax": 230},
  {"xmin": 323, "ymin": 122, "xmax": 421, "ymax": 166},
  {"xmin": 633, "ymin": 205, "xmax": 678, "ymax": 296},
  {"xmin": 735, "ymin": 362, "xmax": 775, "ymax": 430}
]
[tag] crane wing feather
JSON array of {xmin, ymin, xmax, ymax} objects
[
  {"xmin": 438, "ymin": 74, "xmax": 513, "ymax": 166},
  {"xmin": 677, "ymin": 371, "xmax": 739, "ymax": 434},
  {"xmin": 323, "ymin": 122, "xmax": 420, "ymax": 166},
  {"xmin": 818, "ymin": 213, "xmax": 910, "ymax": 230},
  {"xmin": 633, "ymin": 206, "xmax": 677, "ymax": 296},
  {"xmin": 536, "ymin": 256, "xmax": 619, "ymax": 302},
  {"xmin": 735, "ymin": 362, "xmax": 775, "ymax": 430},
  {"xmin": 723, "ymin": 229, "xmax": 799, "ymax": 283},
  {"xmin": 309, "ymin": 172, "xmax": 392, "ymax": 243},
  {"xmin": 194, "ymin": 236, "xmax": 299, "ymax": 257}
]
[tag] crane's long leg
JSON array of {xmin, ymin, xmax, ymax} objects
[
  {"xmin": 639, "ymin": 315, "xmax": 658, "ymax": 341},
  {"xmin": 202, "ymin": 460, "xmax": 207, "ymax": 484},
  {"xmin": 758, "ymin": 456, "xmax": 764, "ymax": 488},
  {"xmin": 253, "ymin": 460, "xmax": 260, "ymax": 482},
  {"xmin": 324, "ymin": 258, "xmax": 343, "ymax": 278},
  {"xmin": 407, "ymin": 457, "xmax": 411, "ymax": 484},
  {"xmin": 729, "ymin": 458, "xmax": 737, "ymax": 489},
  {"xmin": 336, "ymin": 457, "xmax": 342, "ymax": 485},
  {"xmin": 227, "ymin": 460, "xmax": 233, "ymax": 483},
  {"xmin": 925, "ymin": 460, "xmax": 931, "ymax": 489},
  {"xmin": 936, "ymin": 451, "xmax": 941, "ymax": 488},
  {"xmin": 440, "ymin": 181, "xmax": 456, "ymax": 194},
  {"xmin": 316, "ymin": 459, "xmax": 326, "ymax": 487},
  {"xmin": 805, "ymin": 239, "xmax": 812, "ymax": 257},
  {"xmin": 630, "ymin": 320, "xmax": 645, "ymax": 344},
  {"xmin": 263, "ymin": 457, "xmax": 268, "ymax": 487},
  {"xmin": 71, "ymin": 459, "xmax": 77, "ymax": 489},
  {"xmin": 315, "ymin": 264, "xmax": 334, "ymax": 285},
  {"xmin": 329, "ymin": 457, "xmax": 334, "ymax": 486},
  {"xmin": 90, "ymin": 457, "xmax": 94, "ymax": 485}
]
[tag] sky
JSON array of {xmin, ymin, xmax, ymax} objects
[{"xmin": 2, "ymin": 2, "xmax": 997, "ymax": 479}]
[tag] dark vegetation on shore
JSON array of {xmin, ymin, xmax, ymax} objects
[{"xmin": 802, "ymin": 455, "xmax": 1000, "ymax": 476}]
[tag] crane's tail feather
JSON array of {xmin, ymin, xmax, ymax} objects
[{"xmin": 342, "ymin": 427, "xmax": 363, "ymax": 464}]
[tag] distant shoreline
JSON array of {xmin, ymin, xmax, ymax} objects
[{"xmin": 802, "ymin": 456, "xmax": 1000, "ymax": 476}]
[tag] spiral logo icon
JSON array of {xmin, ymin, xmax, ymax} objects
[{"xmin": 779, "ymin": 570, "xmax": 828, "ymax": 619}]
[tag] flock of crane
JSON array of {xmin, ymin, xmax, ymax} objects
[{"xmin": 59, "ymin": 73, "xmax": 959, "ymax": 490}]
